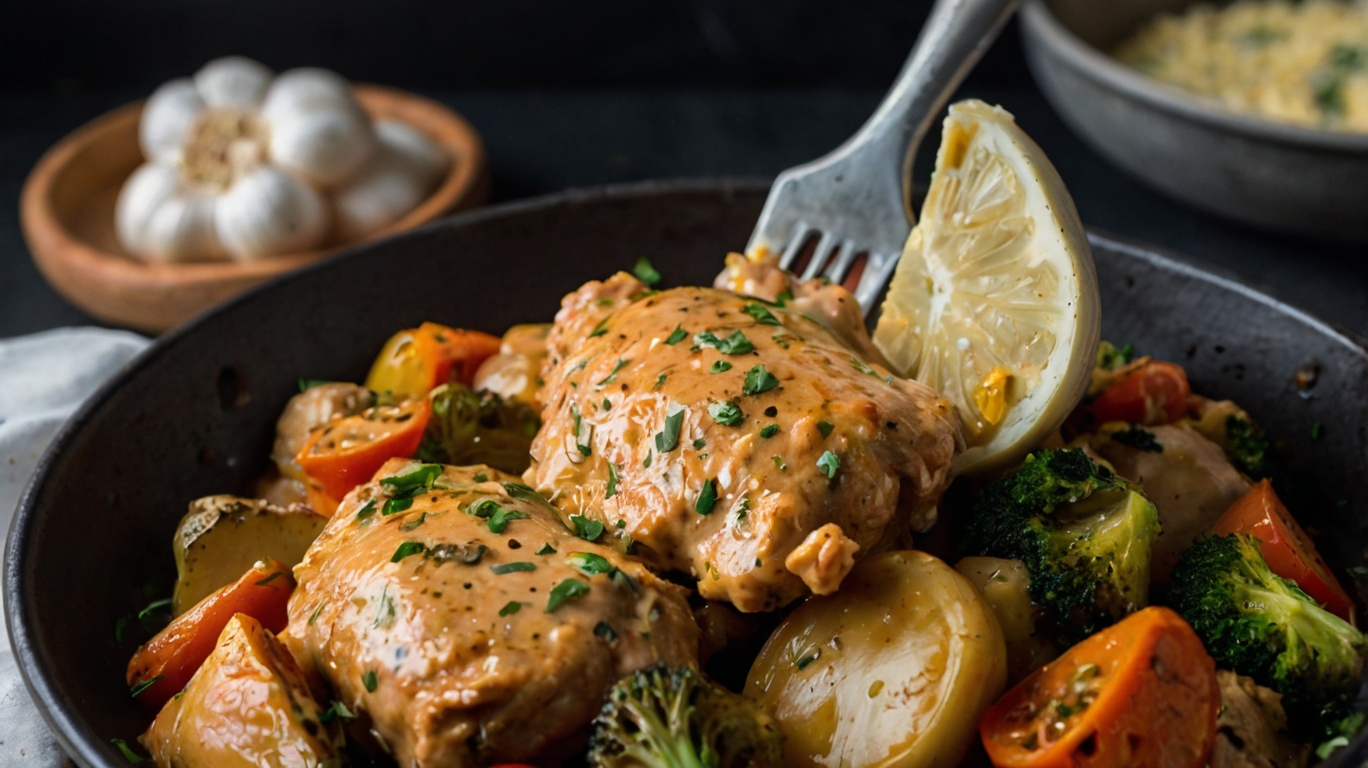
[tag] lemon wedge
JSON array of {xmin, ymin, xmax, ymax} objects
[{"xmin": 874, "ymin": 100, "xmax": 1099, "ymax": 475}]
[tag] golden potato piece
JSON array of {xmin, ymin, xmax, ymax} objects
[
  {"xmin": 142, "ymin": 613, "xmax": 343, "ymax": 768},
  {"xmin": 173, "ymin": 496, "xmax": 326, "ymax": 614},
  {"xmin": 746, "ymin": 551, "xmax": 1006, "ymax": 768}
]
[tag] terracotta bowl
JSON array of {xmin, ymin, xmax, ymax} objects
[{"xmin": 20, "ymin": 85, "xmax": 489, "ymax": 333}]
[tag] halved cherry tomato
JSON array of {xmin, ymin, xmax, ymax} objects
[
  {"xmin": 364, "ymin": 323, "xmax": 500, "ymax": 398},
  {"xmin": 1088, "ymin": 360, "xmax": 1191, "ymax": 426},
  {"xmin": 980, "ymin": 606, "xmax": 1218, "ymax": 768},
  {"xmin": 127, "ymin": 558, "xmax": 294, "ymax": 711},
  {"xmin": 295, "ymin": 397, "xmax": 430, "ymax": 503},
  {"xmin": 1211, "ymin": 479, "xmax": 1355, "ymax": 623}
]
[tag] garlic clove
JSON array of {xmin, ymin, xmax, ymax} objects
[
  {"xmin": 139, "ymin": 78, "xmax": 205, "ymax": 165},
  {"xmin": 116, "ymin": 163, "xmax": 182, "ymax": 256},
  {"xmin": 260, "ymin": 68, "xmax": 361, "ymax": 119},
  {"xmin": 331, "ymin": 144, "xmax": 432, "ymax": 243},
  {"xmin": 375, "ymin": 119, "xmax": 450, "ymax": 190},
  {"xmin": 193, "ymin": 56, "xmax": 274, "ymax": 109},
  {"xmin": 216, "ymin": 166, "xmax": 329, "ymax": 260},
  {"xmin": 140, "ymin": 193, "xmax": 226, "ymax": 263},
  {"xmin": 269, "ymin": 106, "xmax": 376, "ymax": 189}
]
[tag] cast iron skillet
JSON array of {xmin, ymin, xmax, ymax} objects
[{"xmin": 8, "ymin": 178, "xmax": 1368, "ymax": 767}]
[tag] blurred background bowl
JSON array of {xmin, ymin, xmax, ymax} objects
[
  {"xmin": 20, "ymin": 85, "xmax": 488, "ymax": 334},
  {"xmin": 1020, "ymin": 0, "xmax": 1368, "ymax": 243}
]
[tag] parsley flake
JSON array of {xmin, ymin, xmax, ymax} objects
[
  {"xmin": 391, "ymin": 541, "xmax": 427, "ymax": 563},
  {"xmin": 633, "ymin": 257, "xmax": 663, "ymax": 287},
  {"xmin": 110, "ymin": 738, "xmax": 146, "ymax": 764},
  {"xmin": 362, "ymin": 670, "xmax": 378, "ymax": 692},
  {"xmin": 851, "ymin": 358, "xmax": 881, "ymax": 378},
  {"xmin": 380, "ymin": 464, "xmax": 442, "ymax": 494},
  {"xmin": 817, "ymin": 450, "xmax": 841, "ymax": 480},
  {"xmin": 500, "ymin": 600, "xmax": 523, "ymax": 616},
  {"xmin": 319, "ymin": 701, "xmax": 355, "ymax": 724},
  {"xmin": 694, "ymin": 330, "xmax": 755, "ymax": 355},
  {"xmin": 695, "ymin": 479, "xmax": 717, "ymax": 515},
  {"xmin": 546, "ymin": 579, "xmax": 591, "ymax": 612},
  {"xmin": 709, "ymin": 400, "xmax": 744, "ymax": 426},
  {"xmin": 744, "ymin": 303, "xmax": 781, "ymax": 325},
  {"xmin": 655, "ymin": 406, "xmax": 685, "ymax": 452},
  {"xmin": 817, "ymin": 420, "xmax": 835, "ymax": 438},
  {"xmin": 597, "ymin": 358, "xmax": 630, "ymax": 387},
  {"xmin": 664, "ymin": 326, "xmax": 688, "ymax": 345},
  {"xmin": 130, "ymin": 675, "xmax": 162, "ymax": 698},
  {"xmin": 567, "ymin": 552, "xmax": 616, "ymax": 577},
  {"xmin": 710, "ymin": 360, "xmax": 733, "ymax": 374},
  {"xmin": 491, "ymin": 561, "xmax": 537, "ymax": 575},
  {"xmin": 595, "ymin": 620, "xmax": 618, "ymax": 641},
  {"xmin": 773, "ymin": 455, "xmax": 787, "ymax": 470},
  {"xmin": 588, "ymin": 317, "xmax": 610, "ymax": 338},
  {"xmin": 742, "ymin": 365, "xmax": 779, "ymax": 395},
  {"xmin": 571, "ymin": 514, "xmax": 605, "ymax": 541},
  {"xmin": 535, "ymin": 543, "xmax": 557, "ymax": 555},
  {"xmin": 355, "ymin": 499, "xmax": 377, "ymax": 521},
  {"xmin": 760, "ymin": 424, "xmax": 780, "ymax": 438},
  {"xmin": 606, "ymin": 463, "xmax": 620, "ymax": 499},
  {"xmin": 383, "ymin": 497, "xmax": 413, "ymax": 516}
]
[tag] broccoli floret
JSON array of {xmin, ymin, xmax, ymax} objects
[
  {"xmin": 1225, "ymin": 415, "xmax": 1270, "ymax": 479},
  {"xmin": 1095, "ymin": 340, "xmax": 1135, "ymax": 371},
  {"xmin": 413, "ymin": 383, "xmax": 540, "ymax": 474},
  {"xmin": 588, "ymin": 664, "xmax": 784, "ymax": 768},
  {"xmin": 964, "ymin": 449, "xmax": 1161, "ymax": 644},
  {"xmin": 1170, "ymin": 534, "xmax": 1368, "ymax": 740}
]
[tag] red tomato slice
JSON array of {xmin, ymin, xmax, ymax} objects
[
  {"xmin": 295, "ymin": 398, "xmax": 430, "ymax": 503},
  {"xmin": 1211, "ymin": 479, "xmax": 1355, "ymax": 624},
  {"xmin": 127, "ymin": 558, "xmax": 295, "ymax": 711},
  {"xmin": 1089, "ymin": 361, "xmax": 1191, "ymax": 426},
  {"xmin": 364, "ymin": 323, "xmax": 500, "ymax": 398}
]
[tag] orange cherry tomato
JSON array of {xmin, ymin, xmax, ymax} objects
[
  {"xmin": 1211, "ymin": 479, "xmax": 1355, "ymax": 623},
  {"xmin": 295, "ymin": 397, "xmax": 430, "ymax": 503},
  {"xmin": 980, "ymin": 606, "xmax": 1218, "ymax": 768},
  {"xmin": 127, "ymin": 558, "xmax": 295, "ymax": 711},
  {"xmin": 1088, "ymin": 361, "xmax": 1191, "ymax": 426},
  {"xmin": 364, "ymin": 323, "xmax": 500, "ymax": 398}
]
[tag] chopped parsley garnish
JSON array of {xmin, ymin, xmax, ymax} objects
[
  {"xmin": 129, "ymin": 675, "xmax": 162, "ymax": 698},
  {"xmin": 571, "ymin": 514, "xmax": 606, "ymax": 541},
  {"xmin": 571, "ymin": 403, "xmax": 592, "ymax": 456},
  {"xmin": 597, "ymin": 358, "xmax": 630, "ymax": 387},
  {"xmin": 1112, "ymin": 425, "xmax": 1162, "ymax": 453},
  {"xmin": 546, "ymin": 579, "xmax": 591, "ymax": 612},
  {"xmin": 400, "ymin": 512, "xmax": 428, "ymax": 532},
  {"xmin": 602, "ymin": 397, "xmax": 612, "ymax": 410},
  {"xmin": 297, "ymin": 379, "xmax": 331, "ymax": 392},
  {"xmin": 308, "ymin": 604, "xmax": 324, "ymax": 625},
  {"xmin": 710, "ymin": 360, "xmax": 733, "ymax": 374},
  {"xmin": 795, "ymin": 652, "xmax": 819, "ymax": 670},
  {"xmin": 851, "ymin": 358, "xmax": 881, "ymax": 378},
  {"xmin": 595, "ymin": 620, "xmax": 618, "ymax": 642},
  {"xmin": 760, "ymin": 424, "xmax": 780, "ymax": 438},
  {"xmin": 137, "ymin": 598, "xmax": 172, "ymax": 622},
  {"xmin": 427, "ymin": 542, "xmax": 487, "ymax": 565},
  {"xmin": 588, "ymin": 317, "xmax": 611, "ymax": 338},
  {"xmin": 473, "ymin": 472, "xmax": 489, "ymax": 482},
  {"xmin": 695, "ymin": 479, "xmax": 718, "ymax": 515},
  {"xmin": 664, "ymin": 325, "xmax": 688, "ymax": 345},
  {"xmin": 254, "ymin": 571, "xmax": 285, "ymax": 587},
  {"xmin": 110, "ymin": 738, "xmax": 146, "ymax": 764},
  {"xmin": 468, "ymin": 499, "xmax": 531, "ymax": 533},
  {"xmin": 773, "ymin": 455, "xmax": 787, "ymax": 470},
  {"xmin": 373, "ymin": 586, "xmax": 396, "ymax": 628},
  {"xmin": 633, "ymin": 257, "xmax": 663, "ymax": 287},
  {"xmin": 535, "ymin": 543, "xmax": 557, "ymax": 555},
  {"xmin": 391, "ymin": 541, "xmax": 427, "ymax": 563},
  {"xmin": 383, "ymin": 497, "xmax": 414, "ymax": 516},
  {"xmin": 319, "ymin": 701, "xmax": 354, "ymax": 724},
  {"xmin": 381, "ymin": 463, "xmax": 443, "ymax": 494},
  {"xmin": 362, "ymin": 670, "xmax": 378, "ymax": 692},
  {"xmin": 655, "ymin": 406, "xmax": 685, "ymax": 452},
  {"xmin": 500, "ymin": 600, "xmax": 523, "ymax": 616},
  {"xmin": 490, "ymin": 561, "xmax": 537, "ymax": 575},
  {"xmin": 355, "ymin": 499, "xmax": 377, "ymax": 521},
  {"xmin": 742, "ymin": 365, "xmax": 779, "ymax": 395},
  {"xmin": 743, "ymin": 303, "xmax": 781, "ymax": 325},
  {"xmin": 643, "ymin": 450, "xmax": 653, "ymax": 468},
  {"xmin": 654, "ymin": 372, "xmax": 668, "ymax": 389},
  {"xmin": 694, "ymin": 330, "xmax": 755, "ymax": 355},
  {"xmin": 817, "ymin": 420, "xmax": 835, "ymax": 438},
  {"xmin": 775, "ymin": 291, "xmax": 793, "ymax": 307},
  {"xmin": 567, "ymin": 552, "xmax": 617, "ymax": 577},
  {"xmin": 606, "ymin": 463, "xmax": 620, "ymax": 499},
  {"xmin": 709, "ymin": 400, "xmax": 744, "ymax": 426},
  {"xmin": 692, "ymin": 438, "xmax": 706, "ymax": 450},
  {"xmin": 817, "ymin": 450, "xmax": 841, "ymax": 480}
]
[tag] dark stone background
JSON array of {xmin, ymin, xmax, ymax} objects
[{"xmin": 1, "ymin": 0, "xmax": 1364, "ymax": 338}]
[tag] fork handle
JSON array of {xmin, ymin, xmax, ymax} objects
[{"xmin": 853, "ymin": 0, "xmax": 1019, "ymax": 219}]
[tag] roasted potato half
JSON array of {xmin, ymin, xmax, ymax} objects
[
  {"xmin": 173, "ymin": 496, "xmax": 326, "ymax": 614},
  {"xmin": 142, "ymin": 613, "xmax": 344, "ymax": 768}
]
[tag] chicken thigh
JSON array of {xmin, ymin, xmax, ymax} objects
[
  {"xmin": 529, "ymin": 272, "xmax": 961, "ymax": 612},
  {"xmin": 286, "ymin": 459, "xmax": 698, "ymax": 767}
]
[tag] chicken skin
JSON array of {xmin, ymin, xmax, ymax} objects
[
  {"xmin": 285, "ymin": 459, "xmax": 698, "ymax": 767},
  {"xmin": 529, "ymin": 272, "xmax": 961, "ymax": 612}
]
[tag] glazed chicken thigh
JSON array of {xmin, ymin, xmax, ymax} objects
[
  {"xmin": 529, "ymin": 272, "xmax": 961, "ymax": 612},
  {"xmin": 286, "ymin": 460, "xmax": 698, "ymax": 767}
]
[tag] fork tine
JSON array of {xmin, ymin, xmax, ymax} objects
[
  {"xmin": 800, "ymin": 232, "xmax": 837, "ymax": 281},
  {"xmin": 854, "ymin": 250, "xmax": 901, "ymax": 312},
  {"xmin": 778, "ymin": 223, "xmax": 812, "ymax": 271},
  {"xmin": 822, "ymin": 242, "xmax": 861, "ymax": 284}
]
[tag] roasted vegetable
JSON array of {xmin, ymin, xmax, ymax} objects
[
  {"xmin": 590, "ymin": 663, "xmax": 783, "ymax": 768},
  {"xmin": 746, "ymin": 551, "xmax": 1005, "ymax": 768},
  {"xmin": 172, "ymin": 495, "xmax": 325, "ymax": 614},
  {"xmin": 364, "ymin": 322, "xmax": 500, "ymax": 398},
  {"xmin": 1169, "ymin": 533, "xmax": 1368, "ymax": 740},
  {"xmin": 142, "ymin": 614, "xmax": 343, "ymax": 768},
  {"xmin": 1086, "ymin": 360, "xmax": 1191, "ymax": 426},
  {"xmin": 956, "ymin": 556, "xmax": 1058, "ymax": 682},
  {"xmin": 412, "ymin": 382, "xmax": 541, "ymax": 474},
  {"xmin": 1211, "ymin": 479, "xmax": 1354, "ymax": 622},
  {"xmin": 128, "ymin": 557, "xmax": 294, "ymax": 710},
  {"xmin": 270, "ymin": 382, "xmax": 373, "ymax": 482},
  {"xmin": 294, "ymin": 395, "xmax": 431, "ymax": 509},
  {"xmin": 963, "ymin": 448, "xmax": 1161, "ymax": 644},
  {"xmin": 979, "ymin": 606, "xmax": 1219, "ymax": 768}
]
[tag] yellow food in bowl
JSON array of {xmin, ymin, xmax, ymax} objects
[{"xmin": 1114, "ymin": 0, "xmax": 1368, "ymax": 132}]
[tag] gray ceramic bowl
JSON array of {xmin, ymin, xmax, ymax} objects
[{"xmin": 1019, "ymin": 0, "xmax": 1368, "ymax": 243}]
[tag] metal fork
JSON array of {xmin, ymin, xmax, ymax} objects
[{"xmin": 746, "ymin": 0, "xmax": 1018, "ymax": 314}]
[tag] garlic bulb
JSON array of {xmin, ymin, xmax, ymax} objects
[{"xmin": 116, "ymin": 56, "xmax": 446, "ymax": 263}]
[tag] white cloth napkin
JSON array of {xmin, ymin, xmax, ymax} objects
[{"xmin": 1, "ymin": 328, "xmax": 151, "ymax": 766}]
